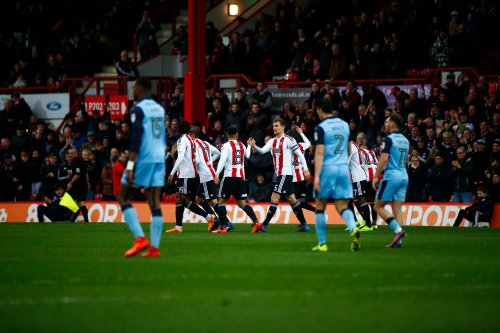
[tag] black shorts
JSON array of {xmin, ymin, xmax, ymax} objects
[
  {"xmin": 273, "ymin": 175, "xmax": 294, "ymax": 195},
  {"xmin": 365, "ymin": 180, "xmax": 376, "ymax": 201},
  {"xmin": 176, "ymin": 177, "xmax": 199, "ymax": 195},
  {"xmin": 197, "ymin": 180, "xmax": 218, "ymax": 200},
  {"xmin": 352, "ymin": 180, "xmax": 367, "ymax": 198},
  {"xmin": 218, "ymin": 177, "xmax": 247, "ymax": 200},
  {"xmin": 69, "ymin": 186, "xmax": 86, "ymax": 202},
  {"xmin": 292, "ymin": 180, "xmax": 307, "ymax": 198}
]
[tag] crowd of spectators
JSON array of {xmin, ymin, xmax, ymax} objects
[
  {"xmin": 197, "ymin": 0, "xmax": 498, "ymax": 81},
  {"xmin": 1, "ymin": 70, "xmax": 500, "ymax": 204}
]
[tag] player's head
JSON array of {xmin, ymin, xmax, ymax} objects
[
  {"xmin": 477, "ymin": 186, "xmax": 488, "ymax": 198},
  {"xmin": 178, "ymin": 120, "xmax": 191, "ymax": 135},
  {"xmin": 53, "ymin": 183, "xmax": 65, "ymax": 197},
  {"xmin": 385, "ymin": 112, "xmax": 404, "ymax": 132},
  {"xmin": 190, "ymin": 126, "xmax": 201, "ymax": 138},
  {"xmin": 226, "ymin": 125, "xmax": 238, "ymax": 139},
  {"xmin": 272, "ymin": 118, "xmax": 286, "ymax": 136},
  {"xmin": 316, "ymin": 100, "xmax": 334, "ymax": 120},
  {"xmin": 132, "ymin": 78, "xmax": 152, "ymax": 101},
  {"xmin": 356, "ymin": 132, "xmax": 367, "ymax": 147}
]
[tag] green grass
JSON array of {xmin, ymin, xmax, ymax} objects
[{"xmin": 0, "ymin": 223, "xmax": 499, "ymax": 333}]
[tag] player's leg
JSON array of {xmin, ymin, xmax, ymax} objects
[
  {"xmin": 295, "ymin": 181, "xmax": 316, "ymax": 212},
  {"xmin": 37, "ymin": 205, "xmax": 47, "ymax": 223},
  {"xmin": 261, "ymin": 192, "xmax": 281, "ymax": 229},
  {"xmin": 312, "ymin": 198, "xmax": 328, "ymax": 251},
  {"xmin": 142, "ymin": 186, "xmax": 163, "ymax": 257},
  {"xmin": 286, "ymin": 193, "xmax": 309, "ymax": 231},
  {"xmin": 236, "ymin": 199, "xmax": 261, "ymax": 232},
  {"xmin": 355, "ymin": 194, "xmax": 372, "ymax": 229},
  {"xmin": 77, "ymin": 201, "xmax": 89, "ymax": 223},
  {"xmin": 386, "ymin": 200, "xmax": 406, "ymax": 248},
  {"xmin": 335, "ymin": 199, "xmax": 360, "ymax": 251},
  {"xmin": 117, "ymin": 183, "xmax": 149, "ymax": 257},
  {"xmin": 213, "ymin": 177, "xmax": 232, "ymax": 232}
]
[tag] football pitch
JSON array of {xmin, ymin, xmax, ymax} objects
[{"xmin": 0, "ymin": 223, "xmax": 499, "ymax": 333}]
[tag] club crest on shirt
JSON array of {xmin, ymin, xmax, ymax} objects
[{"xmin": 273, "ymin": 148, "xmax": 281, "ymax": 155}]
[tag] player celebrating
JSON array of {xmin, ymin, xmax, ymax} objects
[
  {"xmin": 357, "ymin": 132, "xmax": 379, "ymax": 229},
  {"xmin": 290, "ymin": 126, "xmax": 315, "ymax": 212},
  {"xmin": 248, "ymin": 118, "xmax": 310, "ymax": 232},
  {"xmin": 166, "ymin": 121, "xmax": 213, "ymax": 233},
  {"xmin": 312, "ymin": 101, "xmax": 360, "ymax": 252},
  {"xmin": 192, "ymin": 126, "xmax": 222, "ymax": 231},
  {"xmin": 372, "ymin": 113, "xmax": 408, "ymax": 248},
  {"xmin": 117, "ymin": 78, "xmax": 166, "ymax": 258},
  {"xmin": 214, "ymin": 125, "xmax": 261, "ymax": 233},
  {"xmin": 348, "ymin": 140, "xmax": 372, "ymax": 231}
]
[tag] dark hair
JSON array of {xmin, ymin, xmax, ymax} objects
[
  {"xmin": 53, "ymin": 183, "xmax": 65, "ymax": 191},
  {"xmin": 273, "ymin": 118, "xmax": 286, "ymax": 127},
  {"xmin": 388, "ymin": 112, "xmax": 404, "ymax": 129},
  {"xmin": 178, "ymin": 120, "xmax": 191, "ymax": 135},
  {"xmin": 316, "ymin": 100, "xmax": 334, "ymax": 114},
  {"xmin": 477, "ymin": 186, "xmax": 488, "ymax": 194},
  {"xmin": 226, "ymin": 125, "xmax": 238, "ymax": 136},
  {"xmin": 135, "ymin": 77, "xmax": 152, "ymax": 91},
  {"xmin": 190, "ymin": 126, "xmax": 201, "ymax": 138}
]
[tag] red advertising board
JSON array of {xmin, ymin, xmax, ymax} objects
[{"xmin": 84, "ymin": 96, "xmax": 128, "ymax": 120}]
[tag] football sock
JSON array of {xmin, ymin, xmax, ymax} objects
[
  {"xmin": 80, "ymin": 205, "xmax": 89, "ymax": 223},
  {"xmin": 242, "ymin": 204, "xmax": 258, "ymax": 224},
  {"xmin": 263, "ymin": 203, "xmax": 278, "ymax": 226},
  {"xmin": 37, "ymin": 205, "xmax": 46, "ymax": 223},
  {"xmin": 300, "ymin": 199, "xmax": 316, "ymax": 212},
  {"xmin": 201, "ymin": 200, "xmax": 217, "ymax": 217},
  {"xmin": 175, "ymin": 204, "xmax": 184, "ymax": 227},
  {"xmin": 186, "ymin": 201, "xmax": 209, "ymax": 219},
  {"xmin": 386, "ymin": 217, "xmax": 402, "ymax": 233},
  {"xmin": 71, "ymin": 209, "xmax": 80, "ymax": 222},
  {"xmin": 315, "ymin": 210, "xmax": 326, "ymax": 245},
  {"xmin": 291, "ymin": 201, "xmax": 307, "ymax": 226},
  {"xmin": 217, "ymin": 204, "xmax": 230, "ymax": 228},
  {"xmin": 348, "ymin": 201, "xmax": 355, "ymax": 213},
  {"xmin": 370, "ymin": 202, "xmax": 377, "ymax": 225},
  {"xmin": 357, "ymin": 202, "xmax": 371, "ymax": 227},
  {"xmin": 121, "ymin": 204, "xmax": 144, "ymax": 238},
  {"xmin": 340, "ymin": 208, "xmax": 357, "ymax": 234},
  {"xmin": 150, "ymin": 209, "xmax": 163, "ymax": 248}
]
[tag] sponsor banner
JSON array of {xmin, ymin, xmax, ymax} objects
[
  {"xmin": 0, "ymin": 202, "xmax": 498, "ymax": 227},
  {"xmin": 84, "ymin": 95, "xmax": 128, "ymax": 120},
  {"xmin": 224, "ymin": 84, "xmax": 430, "ymax": 113},
  {"xmin": 0, "ymin": 93, "xmax": 69, "ymax": 119}
]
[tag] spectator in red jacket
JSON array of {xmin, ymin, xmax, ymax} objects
[{"xmin": 112, "ymin": 150, "xmax": 127, "ymax": 196}]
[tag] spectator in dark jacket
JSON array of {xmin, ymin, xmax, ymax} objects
[
  {"xmin": 453, "ymin": 186, "xmax": 494, "ymax": 227},
  {"xmin": 406, "ymin": 156, "xmax": 427, "ymax": 202},
  {"xmin": 225, "ymin": 103, "xmax": 248, "ymax": 142},
  {"xmin": 427, "ymin": 153, "xmax": 451, "ymax": 202},
  {"xmin": 10, "ymin": 91, "xmax": 33, "ymax": 124},
  {"xmin": 249, "ymin": 174, "xmax": 273, "ymax": 202},
  {"xmin": 450, "ymin": 146, "xmax": 475, "ymax": 203},
  {"xmin": 115, "ymin": 50, "xmax": 139, "ymax": 76}
]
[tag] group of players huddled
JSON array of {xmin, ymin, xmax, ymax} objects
[{"xmin": 120, "ymin": 78, "xmax": 408, "ymax": 258}]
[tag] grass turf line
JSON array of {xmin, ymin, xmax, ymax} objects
[{"xmin": 0, "ymin": 223, "xmax": 499, "ymax": 333}]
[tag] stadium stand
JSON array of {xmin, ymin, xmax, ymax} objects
[{"xmin": 0, "ymin": 0, "xmax": 499, "ymax": 205}]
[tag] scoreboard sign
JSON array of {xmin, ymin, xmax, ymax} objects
[{"xmin": 84, "ymin": 95, "xmax": 128, "ymax": 120}]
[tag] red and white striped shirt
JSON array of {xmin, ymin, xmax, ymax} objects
[
  {"xmin": 170, "ymin": 134, "xmax": 197, "ymax": 178},
  {"xmin": 349, "ymin": 141, "xmax": 367, "ymax": 182},
  {"xmin": 254, "ymin": 135, "xmax": 308, "ymax": 177},
  {"xmin": 216, "ymin": 140, "xmax": 250, "ymax": 179},
  {"xmin": 359, "ymin": 147, "xmax": 378, "ymax": 181},
  {"xmin": 194, "ymin": 139, "xmax": 220, "ymax": 183}
]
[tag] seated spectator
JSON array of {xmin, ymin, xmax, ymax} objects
[
  {"xmin": 453, "ymin": 186, "xmax": 494, "ymax": 227},
  {"xmin": 37, "ymin": 183, "xmax": 74, "ymax": 222},
  {"xmin": 115, "ymin": 50, "xmax": 139, "ymax": 77}
]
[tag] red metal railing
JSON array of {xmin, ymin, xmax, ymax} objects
[{"xmin": 205, "ymin": 67, "xmax": 482, "ymax": 90}]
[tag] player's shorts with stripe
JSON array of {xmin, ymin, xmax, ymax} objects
[
  {"xmin": 196, "ymin": 180, "xmax": 218, "ymax": 200},
  {"xmin": 314, "ymin": 164, "xmax": 353, "ymax": 200},
  {"xmin": 273, "ymin": 175, "xmax": 293, "ymax": 194},
  {"xmin": 218, "ymin": 177, "xmax": 247, "ymax": 200},
  {"xmin": 176, "ymin": 177, "xmax": 199, "ymax": 195},
  {"xmin": 292, "ymin": 180, "xmax": 307, "ymax": 198},
  {"xmin": 376, "ymin": 177, "xmax": 408, "ymax": 202},
  {"xmin": 121, "ymin": 162, "xmax": 166, "ymax": 188},
  {"xmin": 352, "ymin": 180, "xmax": 367, "ymax": 197}
]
